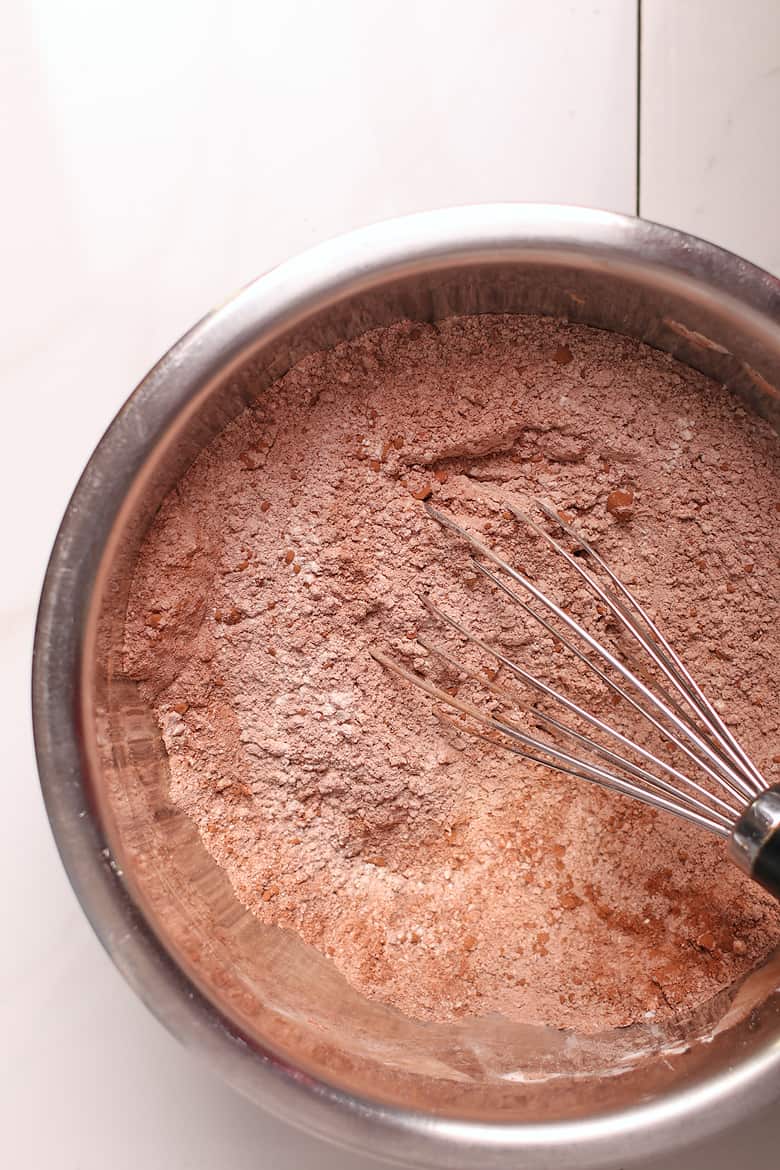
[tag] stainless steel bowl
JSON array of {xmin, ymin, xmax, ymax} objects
[{"xmin": 33, "ymin": 205, "xmax": 780, "ymax": 1169}]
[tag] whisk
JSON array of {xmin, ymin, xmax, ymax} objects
[{"xmin": 370, "ymin": 499, "xmax": 780, "ymax": 901}]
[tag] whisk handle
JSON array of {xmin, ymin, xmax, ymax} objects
[{"xmin": 729, "ymin": 787, "xmax": 780, "ymax": 901}]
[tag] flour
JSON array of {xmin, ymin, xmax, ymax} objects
[{"xmin": 124, "ymin": 315, "xmax": 780, "ymax": 1031}]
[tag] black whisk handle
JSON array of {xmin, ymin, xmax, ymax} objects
[{"xmin": 729, "ymin": 786, "xmax": 780, "ymax": 901}]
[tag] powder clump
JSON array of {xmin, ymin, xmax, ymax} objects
[{"xmin": 124, "ymin": 314, "xmax": 780, "ymax": 1032}]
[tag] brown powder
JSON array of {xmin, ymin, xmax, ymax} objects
[{"xmin": 124, "ymin": 314, "xmax": 780, "ymax": 1032}]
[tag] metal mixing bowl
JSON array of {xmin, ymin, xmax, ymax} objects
[{"xmin": 33, "ymin": 205, "xmax": 780, "ymax": 1169}]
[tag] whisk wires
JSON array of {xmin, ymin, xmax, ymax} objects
[{"xmin": 370, "ymin": 499, "xmax": 768, "ymax": 840}]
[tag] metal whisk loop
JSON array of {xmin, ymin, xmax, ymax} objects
[
  {"xmin": 422, "ymin": 501, "xmax": 764, "ymax": 804},
  {"xmin": 368, "ymin": 647, "xmax": 732, "ymax": 838},
  {"xmin": 420, "ymin": 592, "xmax": 739, "ymax": 822},
  {"xmin": 370, "ymin": 496, "xmax": 780, "ymax": 872},
  {"xmin": 465, "ymin": 560, "xmax": 740, "ymax": 817},
  {"xmin": 414, "ymin": 631, "xmax": 734, "ymax": 826},
  {"xmin": 533, "ymin": 501, "xmax": 768, "ymax": 796}
]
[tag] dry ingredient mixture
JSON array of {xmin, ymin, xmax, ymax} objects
[{"xmin": 124, "ymin": 315, "xmax": 780, "ymax": 1032}]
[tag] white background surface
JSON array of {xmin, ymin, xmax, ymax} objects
[
  {"xmin": 641, "ymin": 0, "xmax": 780, "ymax": 275},
  {"xmin": 1, "ymin": 2, "xmax": 778, "ymax": 1167}
]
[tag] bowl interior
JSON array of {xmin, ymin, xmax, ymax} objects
[{"xmin": 75, "ymin": 237, "xmax": 780, "ymax": 1123}]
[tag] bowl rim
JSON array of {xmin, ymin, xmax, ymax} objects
[{"xmin": 32, "ymin": 203, "xmax": 780, "ymax": 1170}]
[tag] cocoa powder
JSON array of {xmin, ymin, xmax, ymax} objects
[{"xmin": 124, "ymin": 314, "xmax": 780, "ymax": 1032}]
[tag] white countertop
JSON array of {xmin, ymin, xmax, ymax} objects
[{"xmin": 2, "ymin": 1, "xmax": 778, "ymax": 1166}]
